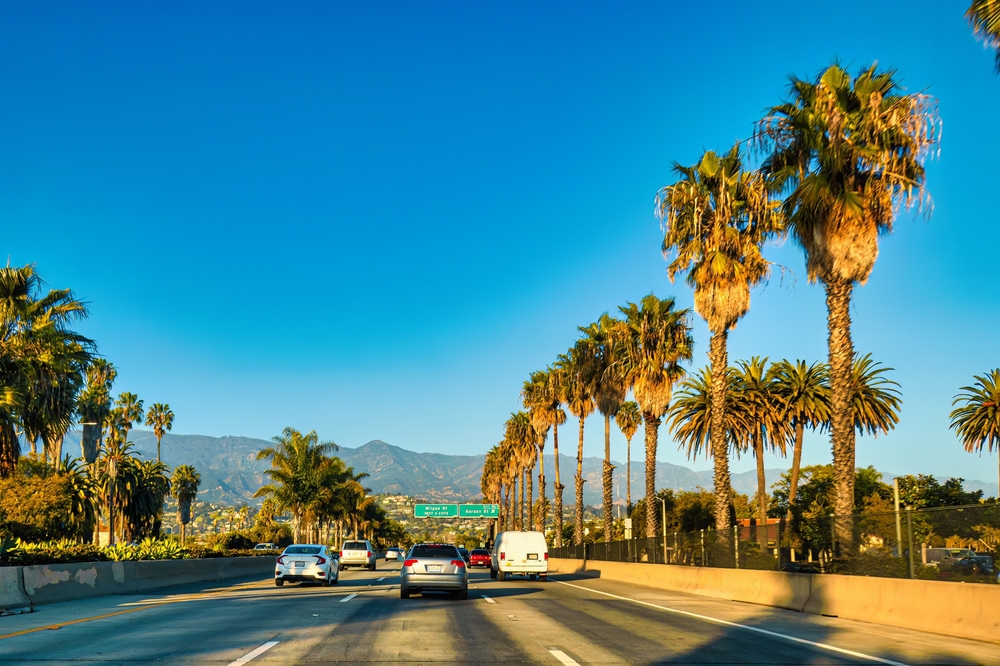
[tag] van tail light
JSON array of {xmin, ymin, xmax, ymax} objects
[
  {"xmin": 276, "ymin": 556, "xmax": 286, "ymax": 565},
  {"xmin": 340, "ymin": 551, "xmax": 344, "ymax": 558},
  {"xmin": 544, "ymin": 553, "xmax": 549, "ymax": 561},
  {"xmin": 403, "ymin": 559, "xmax": 417, "ymax": 567},
  {"xmin": 450, "ymin": 559, "xmax": 465, "ymax": 568},
  {"xmin": 315, "ymin": 556, "xmax": 327, "ymax": 565},
  {"xmin": 500, "ymin": 552, "xmax": 505, "ymax": 560},
  {"xmin": 367, "ymin": 551, "xmax": 372, "ymax": 558}
]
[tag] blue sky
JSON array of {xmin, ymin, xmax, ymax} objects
[{"xmin": 3, "ymin": 1, "xmax": 998, "ymax": 486}]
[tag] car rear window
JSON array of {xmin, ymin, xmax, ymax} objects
[
  {"xmin": 411, "ymin": 545, "xmax": 460, "ymax": 559},
  {"xmin": 343, "ymin": 542, "xmax": 367, "ymax": 550},
  {"xmin": 284, "ymin": 546, "xmax": 321, "ymax": 555},
  {"xmin": 471, "ymin": 549, "xmax": 489, "ymax": 555}
]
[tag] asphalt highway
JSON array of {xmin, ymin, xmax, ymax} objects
[{"xmin": 0, "ymin": 562, "xmax": 995, "ymax": 665}]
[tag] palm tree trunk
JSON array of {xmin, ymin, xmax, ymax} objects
[
  {"xmin": 602, "ymin": 414, "xmax": 613, "ymax": 543},
  {"xmin": 709, "ymin": 331, "xmax": 735, "ymax": 532},
  {"xmin": 180, "ymin": 521, "xmax": 187, "ymax": 546},
  {"xmin": 0, "ymin": 421, "xmax": 20, "ymax": 478},
  {"xmin": 826, "ymin": 280, "xmax": 856, "ymax": 552},
  {"xmin": 157, "ymin": 436, "xmax": 162, "ymax": 463},
  {"xmin": 574, "ymin": 416, "xmax": 585, "ymax": 546},
  {"xmin": 536, "ymin": 441, "xmax": 546, "ymax": 532},
  {"xmin": 643, "ymin": 413, "xmax": 661, "ymax": 539},
  {"xmin": 754, "ymin": 430, "xmax": 767, "ymax": 523},
  {"xmin": 553, "ymin": 421, "xmax": 563, "ymax": 548},
  {"xmin": 527, "ymin": 462, "xmax": 534, "ymax": 532},
  {"xmin": 787, "ymin": 419, "xmax": 805, "ymax": 518},
  {"xmin": 626, "ymin": 436, "xmax": 632, "ymax": 512}
]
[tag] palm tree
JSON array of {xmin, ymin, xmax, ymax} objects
[
  {"xmin": 557, "ymin": 346, "xmax": 596, "ymax": 546},
  {"xmin": 504, "ymin": 411, "xmax": 535, "ymax": 531},
  {"xmin": 849, "ymin": 354, "xmax": 902, "ymax": 440},
  {"xmin": 618, "ymin": 295, "xmax": 693, "ymax": 539},
  {"xmin": 668, "ymin": 366, "xmax": 745, "ymax": 464},
  {"xmin": 145, "ymin": 403, "xmax": 174, "ymax": 463},
  {"xmin": 547, "ymin": 365, "xmax": 569, "ymax": 546},
  {"xmin": 114, "ymin": 392, "xmax": 145, "ymax": 446},
  {"xmin": 950, "ymin": 369, "xmax": 1000, "ymax": 496},
  {"xmin": 522, "ymin": 368, "xmax": 563, "ymax": 532},
  {"xmin": 771, "ymin": 360, "xmax": 830, "ymax": 514},
  {"xmin": 171, "ymin": 464, "xmax": 201, "ymax": 545},
  {"xmin": 255, "ymin": 428, "xmax": 337, "ymax": 543},
  {"xmin": 615, "ymin": 401, "xmax": 641, "ymax": 512},
  {"xmin": 730, "ymin": 358, "xmax": 789, "ymax": 522},
  {"xmin": 94, "ymin": 438, "xmax": 139, "ymax": 546},
  {"xmin": 656, "ymin": 146, "xmax": 782, "ymax": 533},
  {"xmin": 968, "ymin": 0, "xmax": 1000, "ymax": 72},
  {"xmin": 757, "ymin": 64, "xmax": 940, "ymax": 547},
  {"xmin": 77, "ymin": 359, "xmax": 117, "ymax": 463},
  {"xmin": 580, "ymin": 314, "xmax": 628, "ymax": 543},
  {"xmin": 123, "ymin": 459, "xmax": 171, "ymax": 541}
]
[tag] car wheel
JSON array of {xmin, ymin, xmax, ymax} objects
[
  {"xmin": 331, "ymin": 576, "xmax": 339, "ymax": 585},
  {"xmin": 498, "ymin": 570, "xmax": 506, "ymax": 581},
  {"xmin": 400, "ymin": 587, "xmax": 410, "ymax": 599},
  {"xmin": 489, "ymin": 567, "xmax": 497, "ymax": 579},
  {"xmin": 370, "ymin": 562, "xmax": 376, "ymax": 572},
  {"xmin": 539, "ymin": 574, "xmax": 547, "ymax": 581},
  {"xmin": 529, "ymin": 574, "xmax": 538, "ymax": 581},
  {"xmin": 275, "ymin": 579, "xmax": 284, "ymax": 587},
  {"xmin": 456, "ymin": 590, "xmax": 468, "ymax": 600}
]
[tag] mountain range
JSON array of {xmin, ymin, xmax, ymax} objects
[{"xmin": 62, "ymin": 430, "xmax": 999, "ymax": 505}]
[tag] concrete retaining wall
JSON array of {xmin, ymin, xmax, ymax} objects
[
  {"xmin": 1, "ymin": 557, "xmax": 274, "ymax": 611},
  {"xmin": 549, "ymin": 558, "xmax": 1000, "ymax": 644}
]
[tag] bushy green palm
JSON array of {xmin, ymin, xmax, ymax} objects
[
  {"xmin": 555, "ymin": 346, "xmax": 596, "ymax": 545},
  {"xmin": 615, "ymin": 401, "xmax": 641, "ymax": 512},
  {"xmin": 968, "ymin": 0, "xmax": 1000, "ymax": 72},
  {"xmin": 668, "ymin": 366, "xmax": 744, "ymax": 463},
  {"xmin": 521, "ymin": 368, "xmax": 565, "ymax": 532},
  {"xmin": 171, "ymin": 464, "xmax": 201, "ymax": 545},
  {"xmin": 771, "ymin": 360, "xmax": 830, "ymax": 514},
  {"xmin": 757, "ymin": 64, "xmax": 940, "ymax": 547},
  {"xmin": 77, "ymin": 359, "xmax": 117, "ymax": 463},
  {"xmin": 949, "ymin": 369, "xmax": 1000, "ymax": 495},
  {"xmin": 145, "ymin": 403, "xmax": 174, "ymax": 463},
  {"xmin": 618, "ymin": 295, "xmax": 693, "ymax": 538}
]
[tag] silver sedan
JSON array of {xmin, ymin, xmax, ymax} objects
[{"xmin": 400, "ymin": 544, "xmax": 468, "ymax": 599}]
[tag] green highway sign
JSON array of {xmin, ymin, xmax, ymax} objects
[
  {"xmin": 414, "ymin": 504, "xmax": 458, "ymax": 518},
  {"xmin": 459, "ymin": 504, "xmax": 499, "ymax": 518}
]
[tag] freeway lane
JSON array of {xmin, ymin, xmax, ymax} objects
[{"xmin": 0, "ymin": 563, "xmax": 995, "ymax": 665}]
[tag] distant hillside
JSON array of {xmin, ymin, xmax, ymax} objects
[{"xmin": 58, "ymin": 430, "xmax": 999, "ymax": 504}]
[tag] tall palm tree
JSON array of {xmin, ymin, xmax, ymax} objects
[
  {"xmin": 504, "ymin": 411, "xmax": 535, "ymax": 531},
  {"xmin": 145, "ymin": 403, "xmax": 175, "ymax": 463},
  {"xmin": 580, "ymin": 314, "xmax": 627, "ymax": 543},
  {"xmin": 94, "ymin": 438, "xmax": 139, "ymax": 546},
  {"xmin": 771, "ymin": 360, "xmax": 830, "ymax": 514},
  {"xmin": 950, "ymin": 369, "xmax": 1000, "ymax": 496},
  {"xmin": 171, "ymin": 464, "xmax": 201, "ymax": 545},
  {"xmin": 557, "ymin": 347, "xmax": 596, "ymax": 546},
  {"xmin": 546, "ymin": 366, "xmax": 569, "ymax": 545},
  {"xmin": 255, "ymin": 427, "xmax": 337, "ymax": 543},
  {"xmin": 730, "ymin": 358, "xmax": 789, "ymax": 522},
  {"xmin": 757, "ymin": 64, "xmax": 940, "ymax": 547},
  {"xmin": 656, "ymin": 146, "xmax": 782, "ymax": 533},
  {"xmin": 618, "ymin": 295, "xmax": 693, "ymax": 539},
  {"xmin": 968, "ymin": 0, "xmax": 1000, "ymax": 72},
  {"xmin": 77, "ymin": 359, "xmax": 117, "ymax": 463},
  {"xmin": 521, "ymin": 369, "xmax": 563, "ymax": 531},
  {"xmin": 114, "ymin": 392, "xmax": 145, "ymax": 446},
  {"xmin": 615, "ymin": 401, "xmax": 641, "ymax": 512}
]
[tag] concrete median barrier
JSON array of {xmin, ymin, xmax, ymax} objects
[
  {"xmin": 549, "ymin": 558, "xmax": 999, "ymax": 644},
  {"xmin": 1, "ymin": 556, "xmax": 275, "ymax": 610}
]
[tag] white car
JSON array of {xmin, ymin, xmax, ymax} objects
[
  {"xmin": 275, "ymin": 544, "xmax": 339, "ymax": 586},
  {"xmin": 340, "ymin": 539, "xmax": 376, "ymax": 570},
  {"xmin": 384, "ymin": 548, "xmax": 404, "ymax": 561},
  {"xmin": 490, "ymin": 531, "xmax": 548, "ymax": 581}
]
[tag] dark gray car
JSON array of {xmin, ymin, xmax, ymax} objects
[{"xmin": 400, "ymin": 544, "xmax": 468, "ymax": 599}]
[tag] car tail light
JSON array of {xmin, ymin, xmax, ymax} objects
[
  {"xmin": 367, "ymin": 551, "xmax": 372, "ymax": 558},
  {"xmin": 403, "ymin": 559, "xmax": 417, "ymax": 567},
  {"xmin": 340, "ymin": 551, "xmax": 344, "ymax": 558},
  {"xmin": 500, "ymin": 552, "xmax": 505, "ymax": 560},
  {"xmin": 315, "ymin": 556, "xmax": 327, "ymax": 565},
  {"xmin": 276, "ymin": 556, "xmax": 286, "ymax": 565},
  {"xmin": 544, "ymin": 553, "xmax": 549, "ymax": 561},
  {"xmin": 450, "ymin": 559, "xmax": 465, "ymax": 567}
]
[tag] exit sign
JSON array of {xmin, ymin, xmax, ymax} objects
[
  {"xmin": 414, "ymin": 504, "xmax": 458, "ymax": 518},
  {"xmin": 459, "ymin": 504, "xmax": 499, "ymax": 518}
]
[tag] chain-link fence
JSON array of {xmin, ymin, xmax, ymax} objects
[{"xmin": 549, "ymin": 503, "xmax": 1000, "ymax": 584}]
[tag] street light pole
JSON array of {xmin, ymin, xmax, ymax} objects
[{"xmin": 656, "ymin": 496, "xmax": 667, "ymax": 564}]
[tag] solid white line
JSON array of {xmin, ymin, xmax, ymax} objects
[
  {"xmin": 548, "ymin": 649, "xmax": 580, "ymax": 666},
  {"xmin": 554, "ymin": 580, "xmax": 908, "ymax": 666},
  {"xmin": 482, "ymin": 594, "xmax": 496, "ymax": 604},
  {"xmin": 226, "ymin": 641, "xmax": 279, "ymax": 666},
  {"xmin": 339, "ymin": 593, "xmax": 357, "ymax": 603}
]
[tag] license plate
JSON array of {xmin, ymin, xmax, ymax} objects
[
  {"xmin": 295, "ymin": 561, "xmax": 306, "ymax": 567},
  {"xmin": 527, "ymin": 554, "xmax": 538, "ymax": 560},
  {"xmin": 427, "ymin": 565, "xmax": 442, "ymax": 572}
]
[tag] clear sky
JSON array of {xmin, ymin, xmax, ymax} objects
[{"xmin": 3, "ymin": 1, "xmax": 998, "ymax": 486}]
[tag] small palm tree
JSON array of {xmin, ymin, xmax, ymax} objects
[
  {"xmin": 849, "ymin": 354, "xmax": 902, "ymax": 441},
  {"xmin": 145, "ymin": 403, "xmax": 175, "ymax": 463},
  {"xmin": 171, "ymin": 465, "xmax": 201, "ymax": 545},
  {"xmin": 615, "ymin": 401, "xmax": 641, "ymax": 513},
  {"xmin": 580, "ymin": 313, "xmax": 628, "ymax": 543},
  {"xmin": 950, "ymin": 369, "xmax": 1000, "ymax": 497},
  {"xmin": 968, "ymin": 0, "xmax": 1000, "ymax": 72},
  {"xmin": 668, "ymin": 366, "xmax": 745, "ymax": 464},
  {"xmin": 557, "ymin": 346, "xmax": 596, "ymax": 546},
  {"xmin": 757, "ymin": 64, "xmax": 940, "ymax": 547},
  {"xmin": 114, "ymin": 392, "xmax": 145, "ymax": 445},
  {"xmin": 771, "ymin": 360, "xmax": 830, "ymax": 514},
  {"xmin": 656, "ymin": 146, "xmax": 782, "ymax": 532},
  {"xmin": 618, "ymin": 295, "xmax": 693, "ymax": 539}
]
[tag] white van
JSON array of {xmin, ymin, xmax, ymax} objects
[{"xmin": 490, "ymin": 531, "xmax": 548, "ymax": 581}]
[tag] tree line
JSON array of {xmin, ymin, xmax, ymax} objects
[{"xmin": 481, "ymin": 60, "xmax": 999, "ymax": 551}]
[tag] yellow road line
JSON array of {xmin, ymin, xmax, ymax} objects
[{"xmin": 0, "ymin": 606, "xmax": 156, "ymax": 641}]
